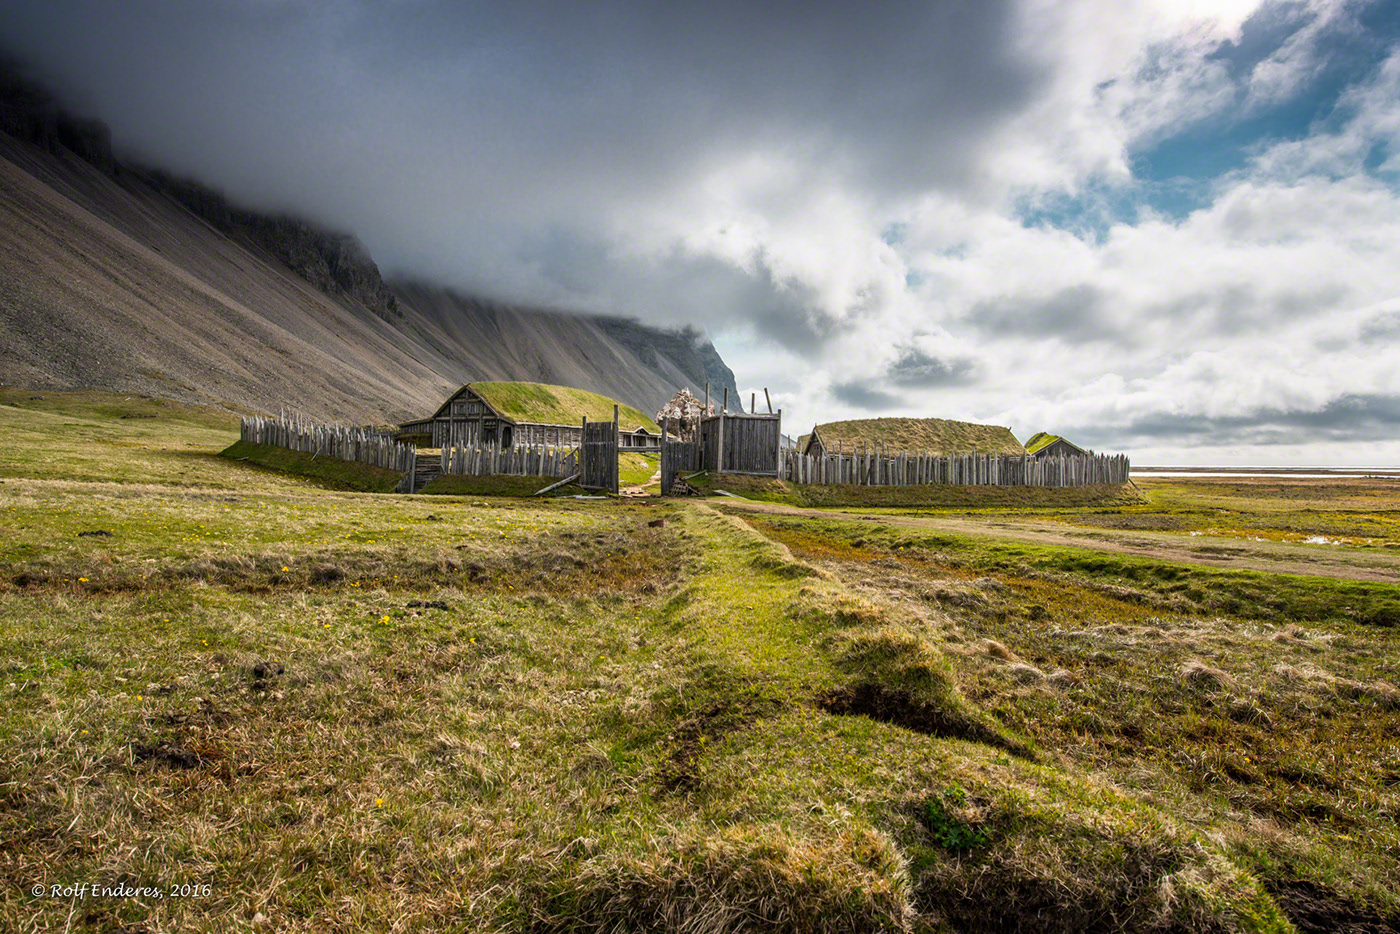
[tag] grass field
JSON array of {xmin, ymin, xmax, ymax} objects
[{"xmin": 1, "ymin": 392, "xmax": 1396, "ymax": 932}]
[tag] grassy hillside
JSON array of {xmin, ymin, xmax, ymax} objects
[
  {"xmin": 1, "ymin": 391, "xmax": 1396, "ymax": 932},
  {"xmin": 219, "ymin": 440, "xmax": 406, "ymax": 493},
  {"xmin": 808, "ymin": 417, "xmax": 1026, "ymax": 456},
  {"xmin": 466, "ymin": 381, "xmax": 659, "ymax": 432}
]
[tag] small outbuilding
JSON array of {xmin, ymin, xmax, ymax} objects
[
  {"xmin": 801, "ymin": 417, "xmax": 1026, "ymax": 458},
  {"xmin": 621, "ymin": 425, "xmax": 660, "ymax": 451},
  {"xmin": 1024, "ymin": 432, "xmax": 1088, "ymax": 458}
]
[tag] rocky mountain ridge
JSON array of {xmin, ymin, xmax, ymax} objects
[{"xmin": 0, "ymin": 63, "xmax": 741, "ymax": 423}]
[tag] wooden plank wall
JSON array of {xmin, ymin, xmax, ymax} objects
[
  {"xmin": 776, "ymin": 447, "xmax": 1129, "ymax": 488},
  {"xmin": 698, "ymin": 412, "xmax": 781, "ymax": 475},
  {"xmin": 579, "ymin": 408, "xmax": 619, "ymax": 493},
  {"xmin": 439, "ymin": 443, "xmax": 578, "ymax": 479},
  {"xmin": 241, "ymin": 414, "xmax": 416, "ymax": 492},
  {"xmin": 660, "ymin": 440, "xmax": 698, "ymax": 493}
]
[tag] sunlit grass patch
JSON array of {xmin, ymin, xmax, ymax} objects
[
  {"xmin": 9, "ymin": 394, "xmax": 1399, "ymax": 930},
  {"xmin": 219, "ymin": 440, "xmax": 406, "ymax": 493},
  {"xmin": 747, "ymin": 513, "xmax": 1400, "ymax": 627},
  {"xmin": 737, "ymin": 510, "xmax": 1400, "ymax": 928}
]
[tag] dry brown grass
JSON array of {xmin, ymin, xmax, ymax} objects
[{"xmin": 1181, "ymin": 659, "xmax": 1235, "ymax": 689}]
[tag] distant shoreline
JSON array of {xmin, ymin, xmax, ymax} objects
[{"xmin": 1134, "ymin": 467, "xmax": 1400, "ymax": 478}]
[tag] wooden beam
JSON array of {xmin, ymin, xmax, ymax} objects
[{"xmin": 533, "ymin": 473, "xmax": 580, "ymax": 496}]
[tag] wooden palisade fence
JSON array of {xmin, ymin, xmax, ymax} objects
[
  {"xmin": 241, "ymin": 414, "xmax": 417, "ymax": 492},
  {"xmin": 579, "ymin": 407, "xmax": 620, "ymax": 494},
  {"xmin": 778, "ymin": 446, "xmax": 1129, "ymax": 488},
  {"xmin": 659, "ymin": 401, "xmax": 781, "ymax": 493},
  {"xmin": 440, "ymin": 442, "xmax": 578, "ymax": 479}
]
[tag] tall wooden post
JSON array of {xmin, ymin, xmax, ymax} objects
[
  {"xmin": 661, "ymin": 416, "xmax": 669, "ymax": 495},
  {"xmin": 612, "ymin": 404, "xmax": 620, "ymax": 495},
  {"xmin": 715, "ymin": 409, "xmax": 725, "ymax": 476}
]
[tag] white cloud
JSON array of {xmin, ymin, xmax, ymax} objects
[
  {"xmin": 1243, "ymin": 0, "xmax": 1363, "ymax": 112},
  {"xmin": 6, "ymin": 0, "xmax": 1399, "ymax": 463}
]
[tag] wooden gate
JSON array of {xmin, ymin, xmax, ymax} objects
[
  {"xmin": 660, "ymin": 439, "xmax": 698, "ymax": 494},
  {"xmin": 579, "ymin": 407, "xmax": 619, "ymax": 494}
]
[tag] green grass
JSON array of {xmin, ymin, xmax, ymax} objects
[
  {"xmin": 1, "ymin": 391, "xmax": 1396, "ymax": 932},
  {"xmin": 415, "ymin": 453, "xmax": 655, "ymax": 497},
  {"xmin": 1109, "ymin": 477, "xmax": 1400, "ymax": 544},
  {"xmin": 692, "ymin": 472, "xmax": 1144, "ymax": 509},
  {"xmin": 471, "ymin": 381, "xmax": 659, "ymax": 433},
  {"xmin": 619, "ymin": 452, "xmax": 659, "ymax": 487},
  {"xmin": 1024, "ymin": 431, "xmax": 1079, "ymax": 455},
  {"xmin": 733, "ymin": 510, "xmax": 1400, "ymax": 928},
  {"xmin": 0, "ymin": 389, "xmax": 241, "ymax": 486},
  {"xmin": 418, "ymin": 473, "xmax": 584, "ymax": 497},
  {"xmin": 743, "ymin": 513, "xmax": 1400, "ymax": 627},
  {"xmin": 219, "ymin": 440, "xmax": 406, "ymax": 493}
]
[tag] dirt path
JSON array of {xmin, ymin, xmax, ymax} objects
[{"xmin": 714, "ymin": 499, "xmax": 1400, "ymax": 584}]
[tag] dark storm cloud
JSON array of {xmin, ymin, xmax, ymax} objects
[
  {"xmin": 515, "ymin": 240, "xmax": 843, "ymax": 355},
  {"xmin": 1360, "ymin": 309, "xmax": 1400, "ymax": 341},
  {"xmin": 969, "ymin": 284, "xmax": 1121, "ymax": 344},
  {"xmin": 1150, "ymin": 283, "xmax": 1352, "ymax": 336},
  {"xmin": 0, "ymin": 0, "xmax": 1041, "ymax": 317},
  {"xmin": 1067, "ymin": 394, "xmax": 1400, "ymax": 449},
  {"xmin": 886, "ymin": 347, "xmax": 978, "ymax": 387},
  {"xmin": 830, "ymin": 381, "xmax": 900, "ymax": 410}
]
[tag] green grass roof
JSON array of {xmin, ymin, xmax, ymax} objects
[
  {"xmin": 470, "ymin": 382, "xmax": 659, "ymax": 432},
  {"xmin": 810, "ymin": 417, "xmax": 1026, "ymax": 456},
  {"xmin": 1024, "ymin": 432, "xmax": 1086, "ymax": 455}
]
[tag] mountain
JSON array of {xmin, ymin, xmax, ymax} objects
[{"xmin": 0, "ymin": 66, "xmax": 740, "ymax": 425}]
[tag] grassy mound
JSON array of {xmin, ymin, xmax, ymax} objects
[
  {"xmin": 220, "ymin": 440, "xmax": 405, "ymax": 493},
  {"xmin": 471, "ymin": 380, "xmax": 659, "ymax": 432},
  {"xmin": 693, "ymin": 473, "xmax": 1144, "ymax": 508},
  {"xmin": 805, "ymin": 416, "xmax": 1026, "ymax": 456}
]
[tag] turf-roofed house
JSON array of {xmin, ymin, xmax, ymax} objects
[
  {"xmin": 798, "ymin": 416, "xmax": 1027, "ymax": 458},
  {"xmin": 398, "ymin": 381, "xmax": 661, "ymax": 450},
  {"xmin": 1024, "ymin": 431, "xmax": 1088, "ymax": 458}
]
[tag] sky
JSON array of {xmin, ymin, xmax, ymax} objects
[{"xmin": 3, "ymin": 0, "xmax": 1400, "ymax": 465}]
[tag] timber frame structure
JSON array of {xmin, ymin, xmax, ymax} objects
[
  {"xmin": 415, "ymin": 384, "xmax": 581, "ymax": 450},
  {"xmin": 403, "ymin": 383, "xmax": 661, "ymax": 452}
]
